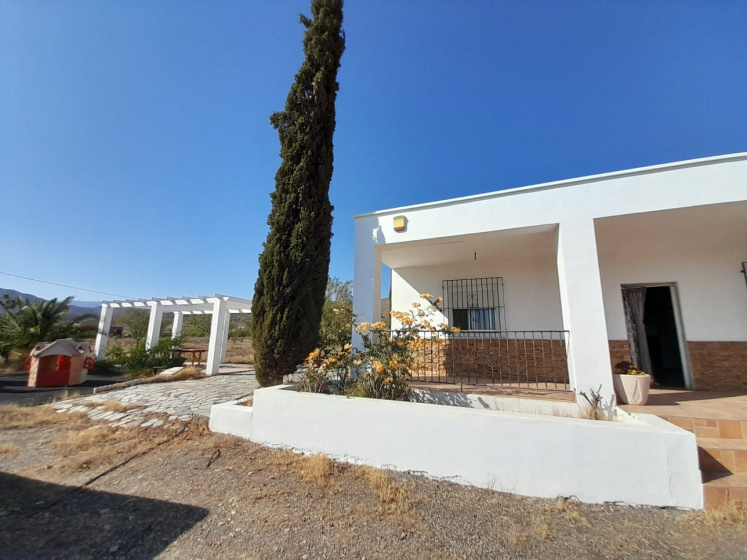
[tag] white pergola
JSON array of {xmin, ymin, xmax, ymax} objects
[{"xmin": 94, "ymin": 294, "xmax": 252, "ymax": 375}]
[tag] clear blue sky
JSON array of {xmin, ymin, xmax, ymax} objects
[{"xmin": 1, "ymin": 1, "xmax": 746, "ymax": 303}]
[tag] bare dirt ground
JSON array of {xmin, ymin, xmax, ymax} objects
[{"xmin": 1, "ymin": 406, "xmax": 746, "ymax": 560}]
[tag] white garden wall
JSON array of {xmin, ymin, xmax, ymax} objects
[{"xmin": 211, "ymin": 385, "xmax": 703, "ymax": 509}]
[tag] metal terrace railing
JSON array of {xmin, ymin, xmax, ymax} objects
[{"xmin": 409, "ymin": 330, "xmax": 571, "ymax": 391}]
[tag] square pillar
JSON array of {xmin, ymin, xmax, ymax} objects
[
  {"xmin": 220, "ymin": 311, "xmax": 231, "ymax": 363},
  {"xmin": 352, "ymin": 219, "xmax": 382, "ymax": 350},
  {"xmin": 171, "ymin": 311, "xmax": 184, "ymax": 339},
  {"xmin": 556, "ymin": 219, "xmax": 615, "ymax": 409},
  {"xmin": 206, "ymin": 298, "xmax": 229, "ymax": 375},
  {"xmin": 145, "ymin": 303, "xmax": 164, "ymax": 350},
  {"xmin": 94, "ymin": 304, "xmax": 113, "ymax": 360}
]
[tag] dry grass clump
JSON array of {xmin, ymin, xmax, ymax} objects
[
  {"xmin": 699, "ymin": 504, "xmax": 747, "ymax": 528},
  {"xmin": 102, "ymin": 400, "xmax": 133, "ymax": 413},
  {"xmin": 52, "ymin": 389, "xmax": 81, "ymax": 402},
  {"xmin": 362, "ymin": 466, "xmax": 411, "ymax": 512},
  {"xmin": 273, "ymin": 448, "xmax": 302, "ymax": 469},
  {"xmin": 53, "ymin": 424, "xmax": 158, "ymax": 471},
  {"xmin": 0, "ymin": 442, "xmax": 19, "ymax": 457},
  {"xmin": 0, "ymin": 404, "xmax": 90, "ymax": 430},
  {"xmin": 298, "ymin": 454, "xmax": 334, "ymax": 488}
]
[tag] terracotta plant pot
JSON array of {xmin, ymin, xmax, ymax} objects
[{"xmin": 613, "ymin": 374, "xmax": 651, "ymax": 405}]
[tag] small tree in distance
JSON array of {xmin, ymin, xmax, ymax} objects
[
  {"xmin": 119, "ymin": 309, "xmax": 150, "ymax": 345},
  {"xmin": 251, "ymin": 0, "xmax": 345, "ymax": 386}
]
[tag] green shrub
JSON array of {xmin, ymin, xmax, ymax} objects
[{"xmin": 107, "ymin": 337, "xmax": 184, "ymax": 375}]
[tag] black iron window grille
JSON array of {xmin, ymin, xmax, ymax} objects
[{"xmin": 442, "ymin": 277, "xmax": 505, "ymax": 331}]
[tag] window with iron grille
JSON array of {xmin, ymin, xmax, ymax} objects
[{"xmin": 442, "ymin": 277, "xmax": 505, "ymax": 331}]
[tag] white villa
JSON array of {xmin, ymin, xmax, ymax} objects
[
  {"xmin": 352, "ymin": 153, "xmax": 747, "ymax": 405},
  {"xmin": 209, "ymin": 153, "xmax": 746, "ymax": 510}
]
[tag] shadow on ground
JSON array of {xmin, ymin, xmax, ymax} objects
[
  {"xmin": 0, "ymin": 472, "xmax": 208, "ymax": 559},
  {"xmin": 0, "ymin": 372, "xmax": 129, "ymax": 406}
]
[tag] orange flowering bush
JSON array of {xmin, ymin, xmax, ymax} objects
[
  {"xmin": 298, "ymin": 344, "xmax": 355, "ymax": 394},
  {"xmin": 347, "ymin": 294, "xmax": 459, "ymax": 401}
]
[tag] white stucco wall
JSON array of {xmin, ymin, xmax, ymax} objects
[
  {"xmin": 391, "ymin": 255, "xmax": 563, "ymax": 331},
  {"xmin": 209, "ymin": 385, "xmax": 703, "ymax": 509},
  {"xmin": 596, "ymin": 204, "xmax": 747, "ymax": 342}
]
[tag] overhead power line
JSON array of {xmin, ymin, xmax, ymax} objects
[{"xmin": 0, "ymin": 270, "xmax": 137, "ymax": 300}]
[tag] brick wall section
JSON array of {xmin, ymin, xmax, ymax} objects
[
  {"xmin": 608, "ymin": 339, "xmax": 747, "ymax": 392},
  {"xmin": 412, "ymin": 337, "xmax": 570, "ymax": 386},
  {"xmin": 415, "ymin": 337, "xmax": 747, "ymax": 391},
  {"xmin": 609, "ymin": 340, "xmax": 631, "ymax": 370},
  {"xmin": 688, "ymin": 341, "xmax": 747, "ymax": 392}
]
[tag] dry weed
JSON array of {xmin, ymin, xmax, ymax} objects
[
  {"xmin": 273, "ymin": 448, "xmax": 302, "ymax": 469},
  {"xmin": 0, "ymin": 404, "xmax": 90, "ymax": 430},
  {"xmin": 699, "ymin": 504, "xmax": 747, "ymax": 528},
  {"xmin": 54, "ymin": 425, "xmax": 127, "ymax": 455},
  {"xmin": 52, "ymin": 389, "xmax": 81, "ymax": 402},
  {"xmin": 53, "ymin": 424, "xmax": 163, "ymax": 472},
  {"xmin": 0, "ymin": 442, "xmax": 19, "ymax": 457},
  {"xmin": 564, "ymin": 510, "xmax": 591, "ymax": 526},
  {"xmin": 362, "ymin": 466, "xmax": 410, "ymax": 512},
  {"xmin": 531, "ymin": 517, "xmax": 550, "ymax": 539},
  {"xmin": 102, "ymin": 401, "xmax": 132, "ymax": 413},
  {"xmin": 299, "ymin": 454, "xmax": 334, "ymax": 488}
]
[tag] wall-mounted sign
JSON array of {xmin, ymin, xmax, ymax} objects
[{"xmin": 393, "ymin": 215, "xmax": 407, "ymax": 232}]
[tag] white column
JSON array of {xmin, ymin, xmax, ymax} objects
[
  {"xmin": 220, "ymin": 311, "xmax": 231, "ymax": 363},
  {"xmin": 94, "ymin": 304, "xmax": 114, "ymax": 360},
  {"xmin": 171, "ymin": 311, "xmax": 184, "ymax": 339},
  {"xmin": 352, "ymin": 219, "xmax": 382, "ymax": 350},
  {"xmin": 206, "ymin": 298, "xmax": 229, "ymax": 375},
  {"xmin": 145, "ymin": 302, "xmax": 164, "ymax": 350},
  {"xmin": 556, "ymin": 218, "xmax": 615, "ymax": 409}
]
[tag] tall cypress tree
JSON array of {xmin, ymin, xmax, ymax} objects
[{"xmin": 252, "ymin": 0, "xmax": 345, "ymax": 386}]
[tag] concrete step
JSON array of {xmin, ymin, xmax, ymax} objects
[
  {"xmin": 698, "ymin": 437, "xmax": 747, "ymax": 474},
  {"xmin": 702, "ymin": 472, "xmax": 747, "ymax": 510},
  {"xmin": 659, "ymin": 415, "xmax": 747, "ymax": 439}
]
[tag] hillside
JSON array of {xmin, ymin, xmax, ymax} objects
[{"xmin": 0, "ymin": 288, "xmax": 102, "ymax": 318}]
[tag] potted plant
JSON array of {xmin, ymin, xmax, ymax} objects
[{"xmin": 612, "ymin": 361, "xmax": 651, "ymax": 405}]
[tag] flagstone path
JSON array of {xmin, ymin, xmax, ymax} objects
[{"xmin": 53, "ymin": 367, "xmax": 258, "ymax": 429}]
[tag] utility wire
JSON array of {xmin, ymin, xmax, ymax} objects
[{"xmin": 0, "ymin": 270, "xmax": 137, "ymax": 299}]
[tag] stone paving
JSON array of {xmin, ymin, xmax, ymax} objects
[{"xmin": 53, "ymin": 367, "xmax": 258, "ymax": 429}]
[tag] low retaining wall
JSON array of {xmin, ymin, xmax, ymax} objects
[{"xmin": 210, "ymin": 385, "xmax": 702, "ymax": 509}]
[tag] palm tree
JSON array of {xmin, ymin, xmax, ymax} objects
[{"xmin": 0, "ymin": 295, "xmax": 74, "ymax": 361}]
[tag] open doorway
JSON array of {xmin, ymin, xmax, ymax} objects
[
  {"xmin": 621, "ymin": 284, "xmax": 691, "ymax": 389},
  {"xmin": 643, "ymin": 287, "xmax": 685, "ymax": 387}
]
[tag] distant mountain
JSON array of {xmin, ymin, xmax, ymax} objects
[{"xmin": 0, "ymin": 288, "xmax": 102, "ymax": 318}]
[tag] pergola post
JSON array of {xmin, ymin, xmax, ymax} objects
[
  {"xmin": 172, "ymin": 311, "xmax": 184, "ymax": 339},
  {"xmin": 146, "ymin": 302, "xmax": 164, "ymax": 350},
  {"xmin": 206, "ymin": 298, "xmax": 229, "ymax": 375},
  {"xmin": 220, "ymin": 311, "xmax": 231, "ymax": 363},
  {"xmin": 94, "ymin": 303, "xmax": 113, "ymax": 360}
]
